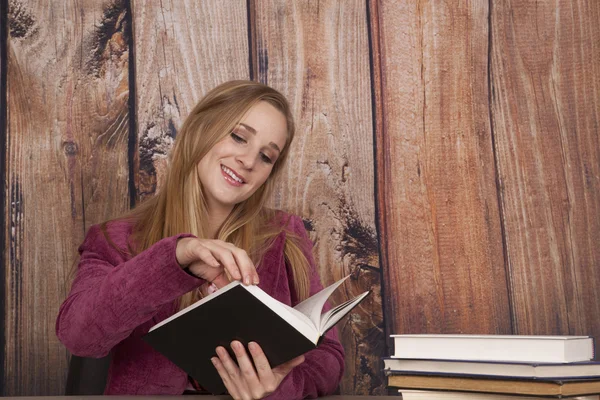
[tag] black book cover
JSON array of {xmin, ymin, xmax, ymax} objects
[{"xmin": 143, "ymin": 285, "xmax": 316, "ymax": 394}]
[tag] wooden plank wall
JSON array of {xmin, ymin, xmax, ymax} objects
[
  {"xmin": 490, "ymin": 0, "xmax": 600, "ymax": 336},
  {"xmin": 370, "ymin": 0, "xmax": 512, "ymax": 342},
  {"xmin": 3, "ymin": 0, "xmax": 132, "ymax": 394},
  {"xmin": 133, "ymin": 0, "xmax": 249, "ymax": 201},
  {"xmin": 1, "ymin": 0, "xmax": 599, "ymax": 396},
  {"xmin": 251, "ymin": 1, "xmax": 384, "ymax": 394},
  {"xmin": 371, "ymin": 0, "xmax": 600, "ymax": 347},
  {"xmin": 0, "ymin": 0, "xmax": 6, "ymax": 393},
  {"xmin": 129, "ymin": 9, "xmax": 250, "ymax": 396}
]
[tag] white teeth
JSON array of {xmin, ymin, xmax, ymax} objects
[{"xmin": 222, "ymin": 166, "xmax": 244, "ymax": 183}]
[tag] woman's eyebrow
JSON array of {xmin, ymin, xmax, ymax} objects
[
  {"xmin": 269, "ymin": 142, "xmax": 281, "ymax": 153},
  {"xmin": 238, "ymin": 123, "xmax": 281, "ymax": 152},
  {"xmin": 238, "ymin": 123, "xmax": 256, "ymax": 134}
]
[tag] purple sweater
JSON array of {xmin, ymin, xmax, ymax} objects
[{"xmin": 56, "ymin": 213, "xmax": 344, "ymax": 398}]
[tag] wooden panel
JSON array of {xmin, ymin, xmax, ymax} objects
[
  {"xmin": 490, "ymin": 0, "xmax": 600, "ymax": 337},
  {"xmin": 371, "ymin": 0, "xmax": 511, "ymax": 340},
  {"xmin": 252, "ymin": 0, "xmax": 384, "ymax": 395},
  {"xmin": 133, "ymin": 0, "xmax": 249, "ymax": 200},
  {"xmin": 0, "ymin": 1, "xmax": 7, "ymax": 393},
  {"xmin": 4, "ymin": 0, "xmax": 131, "ymax": 394}
]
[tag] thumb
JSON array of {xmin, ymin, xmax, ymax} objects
[
  {"xmin": 288, "ymin": 355, "xmax": 305, "ymax": 368},
  {"xmin": 275, "ymin": 355, "xmax": 305, "ymax": 376},
  {"xmin": 210, "ymin": 270, "xmax": 231, "ymax": 289}
]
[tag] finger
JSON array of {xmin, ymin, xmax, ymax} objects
[
  {"xmin": 273, "ymin": 354, "xmax": 305, "ymax": 377},
  {"xmin": 231, "ymin": 341, "xmax": 261, "ymax": 387},
  {"xmin": 203, "ymin": 243, "xmax": 242, "ymax": 281},
  {"xmin": 230, "ymin": 248, "xmax": 259, "ymax": 285},
  {"xmin": 247, "ymin": 341, "xmax": 274, "ymax": 381},
  {"xmin": 284, "ymin": 355, "xmax": 306, "ymax": 369},
  {"xmin": 191, "ymin": 244, "xmax": 220, "ymax": 267},
  {"xmin": 210, "ymin": 270, "xmax": 231, "ymax": 289},
  {"xmin": 219, "ymin": 242, "xmax": 256, "ymax": 285},
  {"xmin": 217, "ymin": 346, "xmax": 253, "ymax": 399},
  {"xmin": 211, "ymin": 357, "xmax": 240, "ymax": 399},
  {"xmin": 216, "ymin": 346, "xmax": 242, "ymax": 382}
]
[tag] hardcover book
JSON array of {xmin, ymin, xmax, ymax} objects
[
  {"xmin": 143, "ymin": 275, "xmax": 369, "ymax": 394},
  {"xmin": 384, "ymin": 358, "xmax": 600, "ymax": 380},
  {"xmin": 387, "ymin": 374, "xmax": 600, "ymax": 397},
  {"xmin": 391, "ymin": 334, "xmax": 595, "ymax": 363},
  {"xmin": 399, "ymin": 389, "xmax": 599, "ymax": 400}
]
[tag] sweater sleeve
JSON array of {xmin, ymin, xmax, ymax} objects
[
  {"xmin": 56, "ymin": 224, "xmax": 204, "ymax": 358},
  {"xmin": 266, "ymin": 215, "xmax": 345, "ymax": 400}
]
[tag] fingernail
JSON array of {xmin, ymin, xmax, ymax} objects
[
  {"xmin": 248, "ymin": 342, "xmax": 258, "ymax": 351},
  {"xmin": 211, "ymin": 357, "xmax": 218, "ymax": 365},
  {"xmin": 244, "ymin": 275, "xmax": 251, "ymax": 285},
  {"xmin": 253, "ymin": 275, "xmax": 260, "ymax": 285}
]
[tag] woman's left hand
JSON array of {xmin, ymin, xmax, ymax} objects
[{"xmin": 212, "ymin": 340, "xmax": 305, "ymax": 399}]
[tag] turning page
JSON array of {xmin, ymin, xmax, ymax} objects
[
  {"xmin": 319, "ymin": 291, "xmax": 370, "ymax": 333},
  {"xmin": 293, "ymin": 275, "xmax": 351, "ymax": 329}
]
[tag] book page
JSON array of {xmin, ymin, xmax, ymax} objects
[
  {"xmin": 320, "ymin": 291, "xmax": 370, "ymax": 333},
  {"xmin": 273, "ymin": 299, "xmax": 316, "ymax": 331},
  {"xmin": 244, "ymin": 285, "xmax": 320, "ymax": 344},
  {"xmin": 293, "ymin": 275, "xmax": 350, "ymax": 330}
]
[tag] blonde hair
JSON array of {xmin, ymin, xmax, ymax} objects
[{"xmin": 109, "ymin": 80, "xmax": 310, "ymax": 309}]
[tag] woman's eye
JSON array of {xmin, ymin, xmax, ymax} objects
[
  {"xmin": 260, "ymin": 153, "xmax": 273, "ymax": 164},
  {"xmin": 231, "ymin": 132, "xmax": 246, "ymax": 143}
]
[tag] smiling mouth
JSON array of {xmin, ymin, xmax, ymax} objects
[{"xmin": 221, "ymin": 165, "xmax": 246, "ymax": 184}]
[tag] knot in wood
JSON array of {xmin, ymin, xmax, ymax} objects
[{"xmin": 63, "ymin": 141, "xmax": 79, "ymax": 156}]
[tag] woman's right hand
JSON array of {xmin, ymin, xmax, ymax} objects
[{"xmin": 175, "ymin": 238, "xmax": 259, "ymax": 288}]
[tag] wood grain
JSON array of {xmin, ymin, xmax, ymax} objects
[
  {"xmin": 0, "ymin": 1, "xmax": 6, "ymax": 393},
  {"xmin": 370, "ymin": 0, "xmax": 512, "ymax": 341},
  {"xmin": 2, "ymin": 0, "xmax": 599, "ymax": 395},
  {"xmin": 4, "ymin": 0, "xmax": 131, "ymax": 394},
  {"xmin": 133, "ymin": 0, "xmax": 249, "ymax": 200},
  {"xmin": 252, "ymin": 0, "xmax": 384, "ymax": 394},
  {"xmin": 490, "ymin": 0, "xmax": 600, "ymax": 337}
]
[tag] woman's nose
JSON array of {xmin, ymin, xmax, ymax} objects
[{"xmin": 235, "ymin": 152, "xmax": 256, "ymax": 170}]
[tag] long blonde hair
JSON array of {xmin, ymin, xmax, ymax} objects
[{"xmin": 109, "ymin": 80, "xmax": 310, "ymax": 309}]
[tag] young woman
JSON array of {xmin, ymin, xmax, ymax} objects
[{"xmin": 56, "ymin": 81, "xmax": 345, "ymax": 399}]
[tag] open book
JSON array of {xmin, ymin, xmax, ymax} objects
[{"xmin": 143, "ymin": 275, "xmax": 369, "ymax": 394}]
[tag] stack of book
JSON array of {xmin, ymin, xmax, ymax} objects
[{"xmin": 384, "ymin": 334, "xmax": 600, "ymax": 399}]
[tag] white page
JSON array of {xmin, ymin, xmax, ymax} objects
[
  {"xmin": 250, "ymin": 289, "xmax": 317, "ymax": 331},
  {"xmin": 320, "ymin": 291, "xmax": 369, "ymax": 333},
  {"xmin": 243, "ymin": 285, "xmax": 320, "ymax": 344},
  {"xmin": 293, "ymin": 275, "xmax": 350, "ymax": 330},
  {"xmin": 319, "ymin": 297, "xmax": 356, "ymax": 325}
]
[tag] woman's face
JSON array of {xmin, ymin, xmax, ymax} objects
[{"xmin": 197, "ymin": 101, "xmax": 288, "ymax": 215}]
